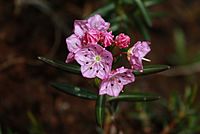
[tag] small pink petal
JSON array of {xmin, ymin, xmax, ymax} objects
[
  {"xmin": 74, "ymin": 20, "xmax": 89, "ymax": 37},
  {"xmin": 100, "ymin": 31, "xmax": 114, "ymax": 47},
  {"xmin": 81, "ymin": 62, "xmax": 99, "ymax": 78},
  {"xmin": 82, "ymin": 29, "xmax": 100, "ymax": 45},
  {"xmin": 74, "ymin": 46, "xmax": 95, "ymax": 65},
  {"xmin": 66, "ymin": 34, "xmax": 82, "ymax": 53},
  {"xmin": 87, "ymin": 14, "xmax": 110, "ymax": 31},
  {"xmin": 99, "ymin": 80, "xmax": 123, "ymax": 97},
  {"xmin": 65, "ymin": 52, "xmax": 75, "ymax": 63}
]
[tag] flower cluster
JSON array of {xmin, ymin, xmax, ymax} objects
[{"xmin": 66, "ymin": 14, "xmax": 150, "ymax": 97}]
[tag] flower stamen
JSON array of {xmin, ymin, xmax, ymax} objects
[{"xmin": 142, "ymin": 57, "xmax": 151, "ymax": 62}]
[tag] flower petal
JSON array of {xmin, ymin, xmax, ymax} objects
[
  {"xmin": 74, "ymin": 46, "xmax": 96, "ymax": 65},
  {"xmin": 99, "ymin": 67, "xmax": 135, "ymax": 97},
  {"xmin": 66, "ymin": 34, "xmax": 82, "ymax": 53},
  {"xmin": 96, "ymin": 62, "xmax": 110, "ymax": 79},
  {"xmin": 130, "ymin": 55, "xmax": 143, "ymax": 71},
  {"xmin": 65, "ymin": 52, "xmax": 75, "ymax": 63},
  {"xmin": 99, "ymin": 80, "xmax": 123, "ymax": 97},
  {"xmin": 131, "ymin": 41, "xmax": 151, "ymax": 58},
  {"xmin": 87, "ymin": 14, "xmax": 110, "ymax": 31},
  {"xmin": 128, "ymin": 41, "xmax": 151, "ymax": 71},
  {"xmin": 81, "ymin": 62, "xmax": 98, "ymax": 78},
  {"xmin": 74, "ymin": 20, "xmax": 89, "ymax": 37}
]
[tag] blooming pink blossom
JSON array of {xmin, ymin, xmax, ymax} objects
[
  {"xmin": 100, "ymin": 31, "xmax": 114, "ymax": 47},
  {"xmin": 99, "ymin": 67, "xmax": 135, "ymax": 97},
  {"xmin": 127, "ymin": 41, "xmax": 151, "ymax": 71},
  {"xmin": 87, "ymin": 14, "xmax": 110, "ymax": 31},
  {"xmin": 74, "ymin": 20, "xmax": 89, "ymax": 38},
  {"xmin": 74, "ymin": 44, "xmax": 113, "ymax": 79},
  {"xmin": 82, "ymin": 29, "xmax": 100, "ymax": 45},
  {"xmin": 115, "ymin": 33, "xmax": 131, "ymax": 48},
  {"xmin": 65, "ymin": 34, "xmax": 82, "ymax": 63}
]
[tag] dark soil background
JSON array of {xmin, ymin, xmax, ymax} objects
[{"xmin": 0, "ymin": 0, "xmax": 200, "ymax": 133}]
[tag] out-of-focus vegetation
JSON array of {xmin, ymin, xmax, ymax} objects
[{"xmin": 129, "ymin": 86, "xmax": 200, "ymax": 134}]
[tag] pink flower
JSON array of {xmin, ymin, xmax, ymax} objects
[
  {"xmin": 115, "ymin": 33, "xmax": 131, "ymax": 48},
  {"xmin": 74, "ymin": 44, "xmax": 113, "ymax": 79},
  {"xmin": 100, "ymin": 31, "xmax": 114, "ymax": 47},
  {"xmin": 127, "ymin": 41, "xmax": 151, "ymax": 71},
  {"xmin": 65, "ymin": 34, "xmax": 82, "ymax": 63},
  {"xmin": 82, "ymin": 29, "xmax": 100, "ymax": 45},
  {"xmin": 99, "ymin": 67, "xmax": 135, "ymax": 97},
  {"xmin": 74, "ymin": 20, "xmax": 89, "ymax": 38},
  {"xmin": 87, "ymin": 14, "xmax": 110, "ymax": 31}
]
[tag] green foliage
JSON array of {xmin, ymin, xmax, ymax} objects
[
  {"xmin": 38, "ymin": 56, "xmax": 169, "ymax": 128},
  {"xmin": 96, "ymin": 95, "xmax": 106, "ymax": 127},
  {"xmin": 38, "ymin": 57, "xmax": 80, "ymax": 74},
  {"xmin": 135, "ymin": 0, "xmax": 152, "ymax": 27},
  {"xmin": 27, "ymin": 111, "xmax": 45, "ymax": 134},
  {"xmin": 170, "ymin": 28, "xmax": 200, "ymax": 66},
  {"xmin": 92, "ymin": 0, "xmax": 166, "ymax": 40},
  {"xmin": 107, "ymin": 92, "xmax": 160, "ymax": 102},
  {"xmin": 133, "ymin": 64, "xmax": 170, "ymax": 76},
  {"xmin": 51, "ymin": 82, "xmax": 97, "ymax": 100},
  {"xmin": 170, "ymin": 28, "xmax": 187, "ymax": 65},
  {"xmin": 130, "ymin": 86, "xmax": 200, "ymax": 133}
]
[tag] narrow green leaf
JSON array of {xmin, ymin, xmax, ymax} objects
[
  {"xmin": 96, "ymin": 95, "xmax": 106, "ymax": 127},
  {"xmin": 134, "ymin": 15, "xmax": 150, "ymax": 40},
  {"xmin": 107, "ymin": 92, "xmax": 160, "ymax": 102},
  {"xmin": 144, "ymin": 0, "xmax": 165, "ymax": 7},
  {"xmin": 91, "ymin": 3, "xmax": 115, "ymax": 16},
  {"xmin": 135, "ymin": 0, "xmax": 152, "ymax": 27},
  {"xmin": 51, "ymin": 82, "xmax": 97, "ymax": 100},
  {"xmin": 38, "ymin": 57, "xmax": 169, "ymax": 77},
  {"xmin": 134, "ymin": 65, "xmax": 170, "ymax": 76},
  {"xmin": 38, "ymin": 57, "xmax": 80, "ymax": 74},
  {"xmin": 174, "ymin": 28, "xmax": 187, "ymax": 64}
]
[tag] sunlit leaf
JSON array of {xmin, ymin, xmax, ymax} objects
[
  {"xmin": 107, "ymin": 92, "xmax": 160, "ymax": 102},
  {"xmin": 51, "ymin": 82, "xmax": 97, "ymax": 100},
  {"xmin": 96, "ymin": 95, "xmax": 106, "ymax": 127},
  {"xmin": 134, "ymin": 65, "xmax": 170, "ymax": 76},
  {"xmin": 38, "ymin": 57, "xmax": 80, "ymax": 74},
  {"xmin": 135, "ymin": 0, "xmax": 152, "ymax": 27}
]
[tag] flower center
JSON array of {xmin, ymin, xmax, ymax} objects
[{"xmin": 95, "ymin": 55, "xmax": 101, "ymax": 62}]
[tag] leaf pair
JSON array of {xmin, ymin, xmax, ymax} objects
[
  {"xmin": 38, "ymin": 57, "xmax": 169, "ymax": 76},
  {"xmin": 38, "ymin": 56, "xmax": 169, "ymax": 127}
]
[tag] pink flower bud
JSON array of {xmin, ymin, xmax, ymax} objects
[
  {"xmin": 114, "ymin": 33, "xmax": 131, "ymax": 49},
  {"xmin": 100, "ymin": 31, "xmax": 114, "ymax": 47},
  {"xmin": 82, "ymin": 29, "xmax": 100, "ymax": 45}
]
